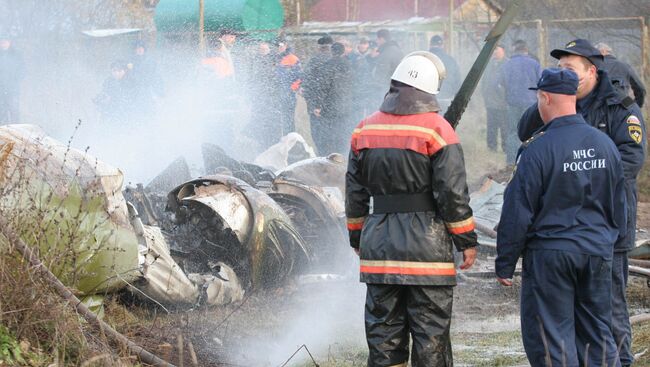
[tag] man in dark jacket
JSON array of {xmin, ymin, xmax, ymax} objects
[
  {"xmin": 127, "ymin": 40, "xmax": 164, "ymax": 119},
  {"xmin": 481, "ymin": 44, "xmax": 507, "ymax": 152},
  {"xmin": 247, "ymin": 41, "xmax": 280, "ymax": 151},
  {"xmin": 499, "ymin": 40, "xmax": 541, "ymax": 164},
  {"xmin": 312, "ymin": 42, "xmax": 352, "ymax": 155},
  {"xmin": 370, "ymin": 29, "xmax": 403, "ymax": 108},
  {"xmin": 595, "ymin": 42, "xmax": 646, "ymax": 108},
  {"xmin": 497, "ymin": 68, "xmax": 626, "ymax": 367},
  {"xmin": 94, "ymin": 61, "xmax": 136, "ymax": 124},
  {"xmin": 0, "ymin": 36, "xmax": 25, "ymax": 124},
  {"xmin": 302, "ymin": 35, "xmax": 332, "ymax": 152},
  {"xmin": 274, "ymin": 39, "xmax": 302, "ymax": 135},
  {"xmin": 429, "ymin": 35, "xmax": 461, "ymax": 103},
  {"xmin": 517, "ymin": 39, "xmax": 646, "ymax": 367},
  {"xmin": 346, "ymin": 51, "xmax": 478, "ymax": 367},
  {"xmin": 350, "ymin": 37, "xmax": 375, "ymax": 121}
]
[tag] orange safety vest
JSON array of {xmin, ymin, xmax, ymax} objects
[{"xmin": 201, "ymin": 56, "xmax": 234, "ymax": 79}]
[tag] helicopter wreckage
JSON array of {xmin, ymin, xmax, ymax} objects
[{"xmin": 0, "ymin": 124, "xmax": 351, "ymax": 310}]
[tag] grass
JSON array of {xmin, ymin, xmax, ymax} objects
[
  {"xmin": 632, "ymin": 321, "xmax": 650, "ymax": 367},
  {"xmin": 0, "ymin": 248, "xmax": 141, "ymax": 366}
]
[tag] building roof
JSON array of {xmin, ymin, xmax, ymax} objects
[{"xmin": 308, "ymin": 0, "xmax": 468, "ymax": 22}]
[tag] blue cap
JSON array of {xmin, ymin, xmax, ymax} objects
[
  {"xmin": 528, "ymin": 68, "xmax": 579, "ymax": 95},
  {"xmin": 550, "ymin": 39, "xmax": 603, "ymax": 68}
]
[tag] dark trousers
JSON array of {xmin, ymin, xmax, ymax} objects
[
  {"xmin": 486, "ymin": 107, "xmax": 507, "ymax": 152},
  {"xmin": 365, "ymin": 284, "xmax": 453, "ymax": 367},
  {"xmin": 505, "ymin": 105, "xmax": 527, "ymax": 164},
  {"xmin": 612, "ymin": 252, "xmax": 632, "ymax": 366},
  {"xmin": 309, "ymin": 113, "xmax": 329, "ymax": 155},
  {"xmin": 0, "ymin": 90, "xmax": 20, "ymax": 124},
  {"xmin": 278, "ymin": 91, "xmax": 296, "ymax": 136},
  {"xmin": 521, "ymin": 249, "xmax": 620, "ymax": 367}
]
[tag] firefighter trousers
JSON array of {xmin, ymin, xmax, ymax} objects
[{"xmin": 365, "ymin": 284, "xmax": 453, "ymax": 367}]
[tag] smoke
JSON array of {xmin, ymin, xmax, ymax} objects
[{"xmin": 224, "ymin": 266, "xmax": 368, "ymax": 366}]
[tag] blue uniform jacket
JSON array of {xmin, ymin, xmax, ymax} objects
[
  {"xmin": 498, "ymin": 53, "xmax": 541, "ymax": 108},
  {"xmin": 496, "ymin": 114, "xmax": 627, "ymax": 279},
  {"xmin": 517, "ymin": 70, "xmax": 646, "ymax": 252}
]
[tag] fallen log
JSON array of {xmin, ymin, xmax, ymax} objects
[{"xmin": 0, "ymin": 217, "xmax": 176, "ymax": 367}]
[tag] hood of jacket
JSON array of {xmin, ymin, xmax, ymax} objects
[{"xmin": 380, "ymin": 81, "xmax": 441, "ymax": 115}]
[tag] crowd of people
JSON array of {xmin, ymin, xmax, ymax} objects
[{"xmin": 90, "ymin": 28, "xmax": 413, "ymax": 156}]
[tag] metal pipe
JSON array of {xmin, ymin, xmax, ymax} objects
[
  {"xmin": 629, "ymin": 265, "xmax": 650, "ymax": 277},
  {"xmin": 548, "ymin": 16, "xmax": 644, "ymax": 23},
  {"xmin": 448, "ymin": 0, "xmax": 454, "ymax": 55},
  {"xmin": 199, "ymin": 0, "xmax": 205, "ymax": 55},
  {"xmin": 345, "ymin": 0, "xmax": 350, "ymax": 21},
  {"xmin": 630, "ymin": 258, "xmax": 650, "ymax": 268},
  {"xmin": 536, "ymin": 19, "xmax": 546, "ymax": 67},
  {"xmin": 296, "ymin": 0, "xmax": 301, "ymax": 26}
]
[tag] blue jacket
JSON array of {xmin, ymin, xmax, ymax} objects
[
  {"xmin": 517, "ymin": 70, "xmax": 646, "ymax": 251},
  {"xmin": 499, "ymin": 53, "xmax": 541, "ymax": 108},
  {"xmin": 496, "ymin": 114, "xmax": 626, "ymax": 279}
]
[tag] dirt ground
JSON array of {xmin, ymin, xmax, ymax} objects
[{"xmin": 120, "ymin": 245, "xmax": 647, "ymax": 367}]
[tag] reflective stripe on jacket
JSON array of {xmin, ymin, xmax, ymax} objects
[{"xmin": 346, "ymin": 101, "xmax": 478, "ymax": 285}]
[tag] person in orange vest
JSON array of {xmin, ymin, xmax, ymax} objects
[
  {"xmin": 274, "ymin": 38, "xmax": 302, "ymax": 136},
  {"xmin": 200, "ymin": 40, "xmax": 234, "ymax": 80}
]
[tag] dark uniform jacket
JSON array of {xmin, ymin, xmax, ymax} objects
[
  {"xmin": 601, "ymin": 54, "xmax": 646, "ymax": 108},
  {"xmin": 430, "ymin": 46, "xmax": 461, "ymax": 100},
  {"xmin": 372, "ymin": 41, "xmax": 403, "ymax": 90},
  {"xmin": 499, "ymin": 53, "xmax": 541, "ymax": 108},
  {"xmin": 481, "ymin": 57, "xmax": 507, "ymax": 106},
  {"xmin": 345, "ymin": 83, "xmax": 478, "ymax": 286},
  {"xmin": 496, "ymin": 114, "xmax": 627, "ymax": 279},
  {"xmin": 320, "ymin": 56, "xmax": 353, "ymax": 119},
  {"xmin": 517, "ymin": 70, "xmax": 646, "ymax": 252},
  {"xmin": 302, "ymin": 50, "xmax": 331, "ymax": 112}
]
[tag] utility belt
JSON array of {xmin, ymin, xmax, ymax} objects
[{"xmin": 371, "ymin": 192, "xmax": 435, "ymax": 214}]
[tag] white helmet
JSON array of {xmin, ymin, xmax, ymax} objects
[{"xmin": 391, "ymin": 51, "xmax": 447, "ymax": 94}]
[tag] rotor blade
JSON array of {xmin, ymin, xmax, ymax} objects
[{"xmin": 444, "ymin": 0, "xmax": 522, "ymax": 129}]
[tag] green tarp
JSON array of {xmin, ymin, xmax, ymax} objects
[{"xmin": 155, "ymin": 0, "xmax": 284, "ymax": 33}]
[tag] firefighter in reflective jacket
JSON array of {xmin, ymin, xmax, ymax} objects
[{"xmin": 345, "ymin": 51, "xmax": 479, "ymax": 367}]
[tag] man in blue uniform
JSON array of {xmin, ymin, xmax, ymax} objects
[
  {"xmin": 517, "ymin": 39, "xmax": 646, "ymax": 366},
  {"xmin": 497, "ymin": 68, "xmax": 627, "ymax": 367},
  {"xmin": 499, "ymin": 40, "xmax": 542, "ymax": 164}
]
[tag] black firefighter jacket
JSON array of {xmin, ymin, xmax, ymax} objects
[{"xmin": 345, "ymin": 83, "xmax": 478, "ymax": 286}]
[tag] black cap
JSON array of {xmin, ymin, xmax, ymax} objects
[
  {"xmin": 317, "ymin": 35, "xmax": 333, "ymax": 45},
  {"xmin": 133, "ymin": 40, "xmax": 146, "ymax": 49},
  {"xmin": 430, "ymin": 35, "xmax": 443, "ymax": 46},
  {"xmin": 529, "ymin": 68, "xmax": 579, "ymax": 95},
  {"xmin": 550, "ymin": 39, "xmax": 603, "ymax": 68},
  {"xmin": 110, "ymin": 60, "xmax": 128, "ymax": 70},
  {"xmin": 219, "ymin": 28, "xmax": 238, "ymax": 37},
  {"xmin": 331, "ymin": 42, "xmax": 345, "ymax": 56}
]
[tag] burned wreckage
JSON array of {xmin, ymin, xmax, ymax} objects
[{"xmin": 0, "ymin": 124, "xmax": 351, "ymax": 310}]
